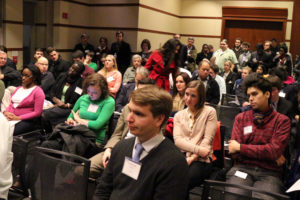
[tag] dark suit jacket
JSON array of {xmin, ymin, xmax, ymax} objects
[
  {"xmin": 115, "ymin": 83, "xmax": 135, "ymax": 112},
  {"xmin": 1, "ymin": 65, "xmax": 21, "ymax": 87},
  {"xmin": 110, "ymin": 41, "xmax": 132, "ymax": 74},
  {"xmin": 220, "ymin": 71, "xmax": 237, "ymax": 95},
  {"xmin": 249, "ymin": 51, "xmax": 274, "ymax": 72},
  {"xmin": 277, "ymin": 97, "xmax": 293, "ymax": 119},
  {"xmin": 48, "ymin": 57, "xmax": 71, "ymax": 79},
  {"xmin": 192, "ymin": 74, "xmax": 220, "ymax": 104}
]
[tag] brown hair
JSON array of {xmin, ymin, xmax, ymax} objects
[
  {"xmin": 186, "ymin": 80, "xmax": 206, "ymax": 119},
  {"xmin": 266, "ymin": 75, "xmax": 282, "ymax": 90},
  {"xmin": 82, "ymin": 73, "xmax": 109, "ymax": 101},
  {"xmin": 130, "ymin": 85, "xmax": 172, "ymax": 126},
  {"xmin": 173, "ymin": 72, "xmax": 191, "ymax": 97}
]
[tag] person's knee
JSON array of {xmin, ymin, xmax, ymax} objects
[{"xmin": 89, "ymin": 152, "xmax": 104, "ymax": 179}]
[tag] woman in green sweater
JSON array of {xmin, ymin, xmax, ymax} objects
[{"xmin": 66, "ymin": 73, "xmax": 115, "ymax": 145}]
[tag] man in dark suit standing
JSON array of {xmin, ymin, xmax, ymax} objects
[
  {"xmin": 93, "ymin": 86, "xmax": 188, "ymax": 200},
  {"xmin": 110, "ymin": 31, "xmax": 132, "ymax": 75}
]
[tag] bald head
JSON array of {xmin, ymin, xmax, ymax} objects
[{"xmin": 36, "ymin": 56, "xmax": 49, "ymax": 73}]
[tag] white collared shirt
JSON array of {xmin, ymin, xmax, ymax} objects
[{"xmin": 132, "ymin": 132, "xmax": 165, "ymax": 161}]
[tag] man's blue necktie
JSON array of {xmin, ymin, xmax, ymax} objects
[{"xmin": 133, "ymin": 143, "xmax": 144, "ymax": 162}]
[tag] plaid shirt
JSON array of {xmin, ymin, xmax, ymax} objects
[{"xmin": 231, "ymin": 109, "xmax": 290, "ymax": 173}]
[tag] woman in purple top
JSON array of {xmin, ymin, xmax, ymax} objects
[{"xmin": 3, "ymin": 65, "xmax": 45, "ymax": 135}]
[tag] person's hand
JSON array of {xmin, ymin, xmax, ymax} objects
[
  {"xmin": 65, "ymin": 118, "xmax": 76, "ymax": 125},
  {"xmin": 102, "ymin": 148, "xmax": 112, "ymax": 168},
  {"xmin": 4, "ymin": 112, "xmax": 21, "ymax": 121},
  {"xmin": 276, "ymin": 155, "xmax": 286, "ymax": 166},
  {"xmin": 186, "ymin": 154, "xmax": 198, "ymax": 166},
  {"xmin": 242, "ymin": 102, "xmax": 250, "ymax": 107},
  {"xmin": 228, "ymin": 140, "xmax": 241, "ymax": 154},
  {"xmin": 72, "ymin": 110, "xmax": 80, "ymax": 122},
  {"xmin": 198, "ymin": 147, "xmax": 210, "ymax": 158},
  {"xmin": 0, "ymin": 74, "xmax": 4, "ymax": 80}
]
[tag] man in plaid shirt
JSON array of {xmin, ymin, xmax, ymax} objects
[{"xmin": 226, "ymin": 74, "xmax": 290, "ymax": 200}]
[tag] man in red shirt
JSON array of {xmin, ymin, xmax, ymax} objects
[{"xmin": 226, "ymin": 74, "xmax": 290, "ymax": 199}]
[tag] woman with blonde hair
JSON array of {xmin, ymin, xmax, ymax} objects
[
  {"xmin": 174, "ymin": 80, "xmax": 217, "ymax": 191},
  {"xmin": 98, "ymin": 54, "xmax": 122, "ymax": 98}
]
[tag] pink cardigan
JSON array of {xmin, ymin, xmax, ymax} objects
[
  {"xmin": 99, "ymin": 70, "xmax": 122, "ymax": 98},
  {"xmin": 173, "ymin": 105, "xmax": 217, "ymax": 162},
  {"xmin": 5, "ymin": 86, "xmax": 45, "ymax": 120}
]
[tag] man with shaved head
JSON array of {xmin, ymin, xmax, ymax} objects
[{"xmin": 36, "ymin": 56, "xmax": 55, "ymax": 99}]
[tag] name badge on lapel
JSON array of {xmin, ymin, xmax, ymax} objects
[
  {"xmin": 75, "ymin": 87, "xmax": 82, "ymax": 95},
  {"xmin": 122, "ymin": 157, "xmax": 141, "ymax": 180}
]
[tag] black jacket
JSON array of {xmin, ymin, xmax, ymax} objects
[
  {"xmin": 48, "ymin": 56, "xmax": 71, "ymax": 79},
  {"xmin": 110, "ymin": 41, "xmax": 132, "ymax": 74},
  {"xmin": 0, "ymin": 64, "xmax": 21, "ymax": 87},
  {"xmin": 220, "ymin": 71, "xmax": 237, "ymax": 95},
  {"xmin": 249, "ymin": 51, "xmax": 274, "ymax": 72},
  {"xmin": 115, "ymin": 82, "xmax": 135, "ymax": 112}
]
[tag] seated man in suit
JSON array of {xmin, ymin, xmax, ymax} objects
[
  {"xmin": 0, "ymin": 51, "xmax": 21, "ymax": 87},
  {"xmin": 192, "ymin": 59, "xmax": 220, "ymax": 104},
  {"xmin": 115, "ymin": 66, "xmax": 149, "ymax": 112},
  {"xmin": 89, "ymin": 78, "xmax": 155, "ymax": 178},
  {"xmin": 266, "ymin": 75, "xmax": 293, "ymax": 119},
  {"xmin": 93, "ymin": 85, "xmax": 189, "ymax": 200},
  {"xmin": 226, "ymin": 74, "xmax": 290, "ymax": 200}
]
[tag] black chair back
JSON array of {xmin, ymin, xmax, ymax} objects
[
  {"xmin": 221, "ymin": 94, "xmax": 240, "ymax": 106},
  {"xmin": 29, "ymin": 147, "xmax": 90, "ymax": 200},
  {"xmin": 218, "ymin": 105, "xmax": 241, "ymax": 140},
  {"xmin": 202, "ymin": 180, "xmax": 290, "ymax": 200}
]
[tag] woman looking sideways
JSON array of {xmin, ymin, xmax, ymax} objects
[{"xmin": 172, "ymin": 72, "xmax": 191, "ymax": 112}]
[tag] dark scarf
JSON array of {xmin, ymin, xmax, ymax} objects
[{"xmin": 252, "ymin": 106, "xmax": 273, "ymax": 128}]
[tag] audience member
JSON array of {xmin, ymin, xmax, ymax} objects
[
  {"xmin": 196, "ymin": 44, "xmax": 213, "ymax": 66},
  {"xmin": 174, "ymin": 80, "xmax": 217, "ymax": 190},
  {"xmin": 238, "ymin": 42, "xmax": 251, "ymax": 70},
  {"xmin": 264, "ymin": 40, "xmax": 273, "ymax": 56},
  {"xmin": 273, "ymin": 43, "xmax": 292, "ymax": 76},
  {"xmin": 211, "ymin": 39, "xmax": 238, "ymax": 72},
  {"xmin": 3, "ymin": 65, "xmax": 45, "ymax": 135},
  {"xmin": 0, "ymin": 45, "xmax": 17, "ymax": 70},
  {"xmin": 234, "ymin": 66, "xmax": 252, "ymax": 106},
  {"xmin": 266, "ymin": 75, "xmax": 293, "ymax": 119},
  {"xmin": 0, "ymin": 51, "xmax": 21, "ymax": 87},
  {"xmin": 139, "ymin": 39, "xmax": 152, "ymax": 66},
  {"xmin": 43, "ymin": 62, "xmax": 84, "ymax": 127},
  {"xmin": 123, "ymin": 54, "xmax": 142, "ymax": 84},
  {"xmin": 29, "ymin": 48, "xmax": 44, "ymax": 65},
  {"xmin": 115, "ymin": 66, "xmax": 149, "ymax": 112},
  {"xmin": 233, "ymin": 38, "xmax": 243, "ymax": 60},
  {"xmin": 226, "ymin": 74, "xmax": 290, "ymax": 200},
  {"xmin": 93, "ymin": 86, "xmax": 189, "ymax": 200},
  {"xmin": 110, "ymin": 31, "xmax": 132, "ymax": 75},
  {"xmin": 98, "ymin": 54, "xmax": 122, "ymax": 98},
  {"xmin": 73, "ymin": 33, "xmax": 95, "ymax": 55},
  {"xmin": 64, "ymin": 73, "xmax": 115, "ymax": 146},
  {"xmin": 145, "ymin": 39, "xmax": 180, "ymax": 92},
  {"xmin": 208, "ymin": 44, "xmax": 214, "ymax": 54},
  {"xmin": 89, "ymin": 78, "xmax": 155, "ymax": 178},
  {"xmin": 210, "ymin": 64, "xmax": 226, "ymax": 101},
  {"xmin": 98, "ymin": 53, "xmax": 107, "ymax": 71},
  {"xmin": 270, "ymin": 38, "xmax": 279, "ymax": 56},
  {"xmin": 0, "ymin": 112, "xmax": 13, "ymax": 200},
  {"xmin": 255, "ymin": 65, "xmax": 266, "ymax": 75},
  {"xmin": 95, "ymin": 37, "xmax": 110, "ymax": 66},
  {"xmin": 47, "ymin": 47, "xmax": 71, "ymax": 79},
  {"xmin": 249, "ymin": 43, "xmax": 273, "ymax": 72},
  {"xmin": 172, "ymin": 72, "xmax": 191, "ymax": 112},
  {"xmin": 192, "ymin": 59, "xmax": 220, "ymax": 104},
  {"xmin": 84, "ymin": 51, "xmax": 98, "ymax": 72},
  {"xmin": 35, "ymin": 56, "xmax": 55, "ymax": 100},
  {"xmin": 72, "ymin": 50, "xmax": 95, "ymax": 78},
  {"xmin": 220, "ymin": 60, "xmax": 237, "ymax": 95},
  {"xmin": 182, "ymin": 37, "xmax": 197, "ymax": 72}
]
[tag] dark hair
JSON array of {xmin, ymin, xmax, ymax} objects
[
  {"xmin": 86, "ymin": 51, "xmax": 95, "ymax": 58},
  {"xmin": 46, "ymin": 47, "xmax": 57, "ymax": 54},
  {"xmin": 116, "ymin": 31, "xmax": 124, "ymax": 37},
  {"xmin": 141, "ymin": 39, "xmax": 151, "ymax": 50},
  {"xmin": 83, "ymin": 73, "xmax": 108, "ymax": 101},
  {"xmin": 23, "ymin": 65, "xmax": 41, "ymax": 85},
  {"xmin": 138, "ymin": 78, "xmax": 156, "ymax": 86},
  {"xmin": 210, "ymin": 65, "xmax": 219, "ymax": 74},
  {"xmin": 81, "ymin": 33, "xmax": 88, "ymax": 38},
  {"xmin": 271, "ymin": 38, "xmax": 277, "ymax": 42},
  {"xmin": 242, "ymin": 73, "xmax": 272, "ymax": 104},
  {"xmin": 242, "ymin": 42, "xmax": 250, "ymax": 48},
  {"xmin": 0, "ymin": 45, "xmax": 8, "ymax": 53},
  {"xmin": 159, "ymin": 39, "xmax": 180, "ymax": 69},
  {"xmin": 186, "ymin": 80, "xmax": 206, "ymax": 110},
  {"xmin": 269, "ymin": 67, "xmax": 287, "ymax": 82},
  {"xmin": 256, "ymin": 43, "xmax": 264, "ymax": 51},
  {"xmin": 72, "ymin": 50, "xmax": 84, "ymax": 59},
  {"xmin": 173, "ymin": 72, "xmax": 191, "ymax": 97},
  {"xmin": 235, "ymin": 38, "xmax": 242, "ymax": 43},
  {"xmin": 266, "ymin": 75, "xmax": 282, "ymax": 90},
  {"xmin": 99, "ymin": 37, "xmax": 108, "ymax": 44},
  {"xmin": 256, "ymin": 65, "xmax": 266, "ymax": 74},
  {"xmin": 279, "ymin": 43, "xmax": 288, "ymax": 54},
  {"xmin": 201, "ymin": 44, "xmax": 209, "ymax": 53},
  {"xmin": 72, "ymin": 61, "xmax": 85, "ymax": 75},
  {"xmin": 35, "ymin": 48, "xmax": 44, "ymax": 53}
]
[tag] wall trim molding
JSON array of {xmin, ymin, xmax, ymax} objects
[
  {"xmin": 7, "ymin": 48, "xmax": 23, "ymax": 51},
  {"xmin": 58, "ymin": 0, "xmax": 139, "ymax": 7},
  {"xmin": 3, "ymin": 20, "xmax": 23, "ymax": 25}
]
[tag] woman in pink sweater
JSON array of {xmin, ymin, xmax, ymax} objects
[
  {"xmin": 3, "ymin": 65, "xmax": 45, "ymax": 135},
  {"xmin": 173, "ymin": 80, "xmax": 217, "ymax": 191}
]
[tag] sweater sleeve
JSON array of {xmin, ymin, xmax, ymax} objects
[
  {"xmin": 19, "ymin": 88, "xmax": 45, "ymax": 120},
  {"xmin": 109, "ymin": 71, "xmax": 122, "ymax": 95},
  {"xmin": 88, "ymin": 97, "xmax": 115, "ymax": 130},
  {"xmin": 240, "ymin": 115, "xmax": 290, "ymax": 161}
]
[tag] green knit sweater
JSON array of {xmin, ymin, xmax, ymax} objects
[{"xmin": 68, "ymin": 94, "xmax": 115, "ymax": 144}]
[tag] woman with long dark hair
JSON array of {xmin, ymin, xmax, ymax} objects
[
  {"xmin": 145, "ymin": 39, "xmax": 180, "ymax": 92},
  {"xmin": 172, "ymin": 72, "xmax": 191, "ymax": 112},
  {"xmin": 196, "ymin": 44, "xmax": 213, "ymax": 65}
]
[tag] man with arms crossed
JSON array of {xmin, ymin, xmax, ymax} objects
[
  {"xmin": 93, "ymin": 86, "xmax": 189, "ymax": 200},
  {"xmin": 226, "ymin": 74, "xmax": 290, "ymax": 199}
]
